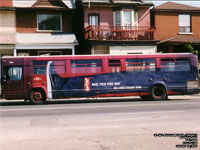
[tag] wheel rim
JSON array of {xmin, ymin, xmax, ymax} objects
[{"xmin": 33, "ymin": 92, "xmax": 42, "ymax": 101}]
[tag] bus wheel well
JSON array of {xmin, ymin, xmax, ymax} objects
[
  {"xmin": 150, "ymin": 84, "xmax": 167, "ymax": 100},
  {"xmin": 29, "ymin": 88, "xmax": 46, "ymax": 104}
]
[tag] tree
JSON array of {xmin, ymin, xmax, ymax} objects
[{"xmin": 184, "ymin": 44, "xmax": 200, "ymax": 62}]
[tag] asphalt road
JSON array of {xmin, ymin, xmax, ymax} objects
[{"xmin": 0, "ymin": 95, "xmax": 200, "ymax": 150}]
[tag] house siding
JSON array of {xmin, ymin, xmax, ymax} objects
[
  {"xmin": 84, "ymin": 7, "xmax": 113, "ymax": 27},
  {"xmin": 0, "ymin": 0, "xmax": 12, "ymax": 7},
  {"xmin": 0, "ymin": 11, "xmax": 16, "ymax": 44},
  {"xmin": 192, "ymin": 13, "xmax": 200, "ymax": 37},
  {"xmin": 155, "ymin": 12, "xmax": 200, "ymax": 41},
  {"xmin": 16, "ymin": 10, "xmax": 72, "ymax": 33},
  {"xmin": 155, "ymin": 12, "xmax": 179, "ymax": 41},
  {"xmin": 138, "ymin": 8, "xmax": 151, "ymax": 26}
]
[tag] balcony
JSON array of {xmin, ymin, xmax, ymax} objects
[{"xmin": 85, "ymin": 25, "xmax": 156, "ymax": 41}]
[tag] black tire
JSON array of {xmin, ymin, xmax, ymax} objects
[
  {"xmin": 30, "ymin": 89, "xmax": 46, "ymax": 104},
  {"xmin": 151, "ymin": 85, "xmax": 167, "ymax": 100}
]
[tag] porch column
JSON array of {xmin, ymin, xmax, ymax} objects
[
  {"xmin": 72, "ymin": 47, "xmax": 75, "ymax": 55},
  {"xmin": 14, "ymin": 48, "xmax": 17, "ymax": 56}
]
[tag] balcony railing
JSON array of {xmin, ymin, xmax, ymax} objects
[{"xmin": 85, "ymin": 25, "xmax": 156, "ymax": 41}]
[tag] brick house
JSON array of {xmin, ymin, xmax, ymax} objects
[
  {"xmin": 14, "ymin": 0, "xmax": 77, "ymax": 56},
  {"xmin": 151, "ymin": 2, "xmax": 200, "ymax": 53},
  {"xmin": 76, "ymin": 0, "xmax": 158, "ymax": 55},
  {"xmin": 0, "ymin": 0, "xmax": 78, "ymax": 56},
  {"xmin": 0, "ymin": 0, "xmax": 15, "ymax": 57}
]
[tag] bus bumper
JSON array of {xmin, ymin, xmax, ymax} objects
[{"xmin": 187, "ymin": 88, "xmax": 200, "ymax": 95}]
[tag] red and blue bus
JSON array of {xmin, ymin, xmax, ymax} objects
[{"xmin": 1, "ymin": 53, "xmax": 199, "ymax": 104}]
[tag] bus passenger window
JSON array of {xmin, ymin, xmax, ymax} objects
[
  {"xmin": 175, "ymin": 59, "xmax": 190, "ymax": 71},
  {"xmin": 109, "ymin": 60, "xmax": 120, "ymax": 66},
  {"xmin": 3, "ymin": 67, "xmax": 22, "ymax": 81},
  {"xmin": 33, "ymin": 61, "xmax": 47, "ymax": 74},
  {"xmin": 126, "ymin": 59, "xmax": 155, "ymax": 72},
  {"xmin": 161, "ymin": 59, "xmax": 175, "ymax": 72},
  {"xmin": 34, "ymin": 66, "xmax": 46, "ymax": 74},
  {"xmin": 33, "ymin": 61, "xmax": 66, "ymax": 75},
  {"xmin": 108, "ymin": 60, "xmax": 121, "ymax": 72},
  {"xmin": 161, "ymin": 58, "xmax": 190, "ymax": 72},
  {"xmin": 71, "ymin": 59, "xmax": 102, "ymax": 74}
]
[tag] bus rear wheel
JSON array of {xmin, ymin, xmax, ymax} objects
[
  {"xmin": 151, "ymin": 85, "xmax": 167, "ymax": 100},
  {"xmin": 30, "ymin": 89, "xmax": 46, "ymax": 104}
]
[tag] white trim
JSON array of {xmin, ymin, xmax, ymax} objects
[
  {"xmin": 14, "ymin": 48, "xmax": 17, "ymax": 56},
  {"xmin": 178, "ymin": 32, "xmax": 193, "ymax": 35},
  {"xmin": 72, "ymin": 47, "xmax": 75, "ymax": 55},
  {"xmin": 131, "ymin": 10, "xmax": 134, "ymax": 27},
  {"xmin": 121, "ymin": 11, "xmax": 123, "ymax": 26},
  {"xmin": 15, "ymin": 45, "xmax": 75, "ymax": 50},
  {"xmin": 134, "ymin": 11, "xmax": 138, "ymax": 26},
  {"xmin": 38, "ymin": 51, "xmax": 62, "ymax": 56}
]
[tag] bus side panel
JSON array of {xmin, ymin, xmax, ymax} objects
[{"xmin": 47, "ymin": 71, "xmax": 155, "ymax": 99}]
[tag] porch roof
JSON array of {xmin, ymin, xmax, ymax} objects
[
  {"xmin": 16, "ymin": 33, "xmax": 77, "ymax": 45},
  {"xmin": 158, "ymin": 35, "xmax": 200, "ymax": 44}
]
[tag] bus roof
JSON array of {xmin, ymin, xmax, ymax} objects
[{"xmin": 2, "ymin": 53, "xmax": 195, "ymax": 59}]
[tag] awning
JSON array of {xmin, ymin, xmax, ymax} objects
[{"xmin": 16, "ymin": 33, "xmax": 78, "ymax": 49}]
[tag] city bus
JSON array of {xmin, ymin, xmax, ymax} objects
[{"xmin": 1, "ymin": 53, "xmax": 199, "ymax": 104}]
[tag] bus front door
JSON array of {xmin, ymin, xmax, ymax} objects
[{"xmin": 2, "ymin": 66, "xmax": 24, "ymax": 99}]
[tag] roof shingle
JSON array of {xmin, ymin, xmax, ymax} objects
[{"xmin": 155, "ymin": 2, "xmax": 200, "ymax": 11}]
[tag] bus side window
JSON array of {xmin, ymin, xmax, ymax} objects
[
  {"xmin": 33, "ymin": 61, "xmax": 66, "ymax": 75},
  {"xmin": 175, "ymin": 58, "xmax": 190, "ymax": 71},
  {"xmin": 108, "ymin": 60, "xmax": 121, "ymax": 72},
  {"xmin": 3, "ymin": 67, "xmax": 22, "ymax": 81},
  {"xmin": 161, "ymin": 59, "xmax": 175, "ymax": 72},
  {"xmin": 71, "ymin": 59, "xmax": 102, "ymax": 75},
  {"xmin": 126, "ymin": 59, "xmax": 155, "ymax": 72},
  {"xmin": 161, "ymin": 58, "xmax": 190, "ymax": 72},
  {"xmin": 33, "ymin": 61, "xmax": 47, "ymax": 75}
]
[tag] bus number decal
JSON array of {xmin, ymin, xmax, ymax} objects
[{"xmin": 84, "ymin": 77, "xmax": 91, "ymax": 92}]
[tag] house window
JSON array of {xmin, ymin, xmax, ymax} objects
[
  {"xmin": 114, "ymin": 11, "xmax": 121, "ymax": 26},
  {"xmin": 123, "ymin": 11, "xmax": 131, "ymax": 26},
  {"xmin": 179, "ymin": 14, "xmax": 191, "ymax": 33},
  {"xmin": 114, "ymin": 10, "xmax": 138, "ymax": 27},
  {"xmin": 89, "ymin": 14, "xmax": 99, "ymax": 26},
  {"xmin": 38, "ymin": 14, "xmax": 62, "ymax": 31}
]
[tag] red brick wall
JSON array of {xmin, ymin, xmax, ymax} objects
[
  {"xmin": 0, "ymin": 0, "xmax": 12, "ymax": 7},
  {"xmin": 84, "ymin": 6, "xmax": 151, "ymax": 27},
  {"xmin": 155, "ymin": 12, "xmax": 178, "ymax": 41},
  {"xmin": 155, "ymin": 12, "xmax": 200, "ymax": 41},
  {"xmin": 138, "ymin": 8, "xmax": 151, "ymax": 26},
  {"xmin": 192, "ymin": 13, "xmax": 200, "ymax": 37},
  {"xmin": 16, "ymin": 10, "xmax": 37, "ymax": 33},
  {"xmin": 16, "ymin": 10, "xmax": 72, "ymax": 33},
  {"xmin": 84, "ymin": 6, "xmax": 113, "ymax": 27}
]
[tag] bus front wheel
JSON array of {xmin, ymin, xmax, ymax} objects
[
  {"xmin": 30, "ymin": 89, "xmax": 46, "ymax": 104},
  {"xmin": 151, "ymin": 85, "xmax": 167, "ymax": 100}
]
